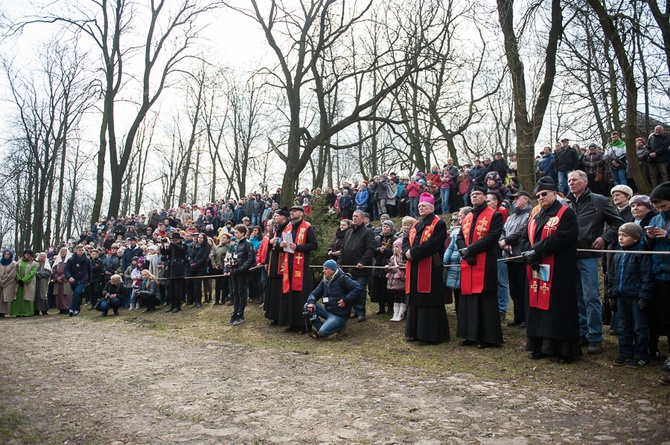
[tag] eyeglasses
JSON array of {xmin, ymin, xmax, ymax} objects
[{"xmin": 535, "ymin": 191, "xmax": 549, "ymax": 199}]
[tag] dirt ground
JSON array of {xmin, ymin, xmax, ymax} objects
[{"xmin": 1, "ymin": 313, "xmax": 670, "ymax": 445}]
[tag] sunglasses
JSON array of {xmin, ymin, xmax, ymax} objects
[{"xmin": 535, "ymin": 191, "xmax": 550, "ymax": 199}]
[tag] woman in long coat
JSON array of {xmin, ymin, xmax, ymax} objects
[
  {"xmin": 0, "ymin": 249, "xmax": 17, "ymax": 317},
  {"xmin": 34, "ymin": 252, "xmax": 52, "ymax": 315},
  {"xmin": 11, "ymin": 249, "xmax": 39, "ymax": 317},
  {"xmin": 51, "ymin": 248, "xmax": 72, "ymax": 314}
]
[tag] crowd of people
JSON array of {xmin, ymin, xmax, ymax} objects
[{"xmin": 1, "ymin": 128, "xmax": 670, "ymax": 385}]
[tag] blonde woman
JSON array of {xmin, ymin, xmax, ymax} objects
[
  {"xmin": 135, "ymin": 269, "xmax": 161, "ymax": 312},
  {"xmin": 99, "ymin": 274, "xmax": 125, "ymax": 316}
]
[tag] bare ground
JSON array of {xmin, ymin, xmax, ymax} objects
[{"xmin": 1, "ymin": 311, "xmax": 670, "ymax": 445}]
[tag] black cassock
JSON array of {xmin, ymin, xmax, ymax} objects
[
  {"xmin": 456, "ymin": 204, "xmax": 504, "ymax": 346},
  {"xmin": 521, "ymin": 200, "xmax": 582, "ymax": 359},
  {"xmin": 402, "ymin": 213, "xmax": 450, "ymax": 343}
]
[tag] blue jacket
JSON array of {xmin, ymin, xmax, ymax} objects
[
  {"xmin": 607, "ymin": 243, "xmax": 654, "ymax": 300},
  {"xmin": 537, "ymin": 153, "xmax": 555, "ymax": 179},
  {"xmin": 307, "ymin": 269, "xmax": 364, "ymax": 318},
  {"xmin": 443, "ymin": 229, "xmax": 461, "ymax": 289},
  {"xmin": 646, "ymin": 212, "xmax": 670, "ymax": 281},
  {"xmin": 355, "ymin": 188, "xmax": 369, "ymax": 207}
]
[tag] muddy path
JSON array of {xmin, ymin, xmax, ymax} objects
[{"xmin": 1, "ymin": 315, "xmax": 669, "ymax": 444}]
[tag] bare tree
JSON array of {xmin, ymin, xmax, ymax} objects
[
  {"xmin": 228, "ymin": 0, "xmax": 442, "ymax": 205},
  {"xmin": 495, "ymin": 0, "xmax": 564, "ymax": 191}
]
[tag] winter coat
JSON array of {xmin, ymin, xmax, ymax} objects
[
  {"xmin": 607, "ymin": 243, "xmax": 654, "ymax": 301},
  {"xmin": 307, "ymin": 269, "xmax": 364, "ymax": 318},
  {"xmin": 502, "ymin": 205, "xmax": 532, "ymax": 258},
  {"xmin": 355, "ymin": 188, "xmax": 369, "ymax": 207},
  {"xmin": 339, "ymin": 224, "xmax": 376, "ymax": 277},
  {"xmin": 566, "ymin": 188, "xmax": 623, "ymax": 258},
  {"xmin": 64, "ymin": 254, "xmax": 91, "ymax": 286},
  {"xmin": 0, "ymin": 262, "xmax": 17, "ymax": 304},
  {"xmin": 386, "ymin": 254, "xmax": 406, "ymax": 291},
  {"xmin": 443, "ymin": 228, "xmax": 462, "ymax": 289}
]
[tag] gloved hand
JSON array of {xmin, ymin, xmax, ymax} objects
[
  {"xmin": 17, "ymin": 281, "xmax": 24, "ymax": 288},
  {"xmin": 465, "ymin": 256, "xmax": 476, "ymax": 266},
  {"xmin": 638, "ymin": 299, "xmax": 650, "ymax": 311},
  {"xmin": 459, "ymin": 248, "xmax": 476, "ymax": 266},
  {"xmin": 522, "ymin": 250, "xmax": 541, "ymax": 272},
  {"xmin": 458, "ymin": 248, "xmax": 470, "ymax": 259}
]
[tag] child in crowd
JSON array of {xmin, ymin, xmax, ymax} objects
[
  {"xmin": 386, "ymin": 238, "xmax": 406, "ymax": 322},
  {"xmin": 607, "ymin": 223, "xmax": 654, "ymax": 367},
  {"xmin": 129, "ymin": 257, "xmax": 144, "ymax": 310},
  {"xmin": 123, "ymin": 256, "xmax": 138, "ymax": 309}
]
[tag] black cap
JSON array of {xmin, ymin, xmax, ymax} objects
[
  {"xmin": 650, "ymin": 181, "xmax": 670, "ymax": 201},
  {"xmin": 276, "ymin": 207, "xmax": 290, "ymax": 217},
  {"xmin": 171, "ymin": 232, "xmax": 183, "ymax": 240},
  {"xmin": 127, "ymin": 236, "xmax": 137, "ymax": 241},
  {"xmin": 472, "ymin": 185, "xmax": 487, "ymax": 194},
  {"xmin": 533, "ymin": 176, "xmax": 557, "ymax": 195},
  {"xmin": 289, "ymin": 205, "xmax": 304, "ymax": 212}
]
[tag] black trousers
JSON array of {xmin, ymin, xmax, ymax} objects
[
  {"xmin": 507, "ymin": 261, "xmax": 527, "ymax": 324},
  {"xmin": 169, "ymin": 278, "xmax": 184, "ymax": 309},
  {"xmin": 231, "ymin": 273, "xmax": 248, "ymax": 318}
]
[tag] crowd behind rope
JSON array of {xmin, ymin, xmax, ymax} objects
[{"xmin": 1, "ymin": 128, "xmax": 670, "ymax": 384}]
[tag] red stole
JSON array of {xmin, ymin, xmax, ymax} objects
[
  {"xmin": 405, "ymin": 215, "xmax": 440, "ymax": 294},
  {"xmin": 460, "ymin": 206, "xmax": 495, "ymax": 295},
  {"xmin": 526, "ymin": 205, "xmax": 568, "ymax": 310},
  {"xmin": 282, "ymin": 220, "xmax": 310, "ymax": 293}
]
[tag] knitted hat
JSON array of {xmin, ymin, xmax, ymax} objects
[
  {"xmin": 611, "ymin": 184, "xmax": 633, "ymax": 198},
  {"xmin": 419, "ymin": 192, "xmax": 435, "ymax": 205},
  {"xmin": 650, "ymin": 181, "xmax": 670, "ymax": 201},
  {"xmin": 382, "ymin": 220, "xmax": 395, "ymax": 232},
  {"xmin": 533, "ymin": 176, "xmax": 557, "ymax": 195},
  {"xmin": 618, "ymin": 222, "xmax": 643, "ymax": 241},
  {"xmin": 393, "ymin": 238, "xmax": 403, "ymax": 248},
  {"xmin": 629, "ymin": 195, "xmax": 653, "ymax": 210},
  {"xmin": 323, "ymin": 259, "xmax": 338, "ymax": 271}
]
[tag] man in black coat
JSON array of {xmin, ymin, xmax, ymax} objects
[
  {"xmin": 338, "ymin": 209, "xmax": 376, "ymax": 322},
  {"xmin": 160, "ymin": 232, "xmax": 188, "ymax": 313}
]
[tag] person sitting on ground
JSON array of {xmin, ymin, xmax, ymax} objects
[
  {"xmin": 304, "ymin": 260, "xmax": 364, "ymax": 339},
  {"xmin": 98, "ymin": 274, "xmax": 126, "ymax": 316},
  {"xmin": 135, "ymin": 269, "xmax": 161, "ymax": 313}
]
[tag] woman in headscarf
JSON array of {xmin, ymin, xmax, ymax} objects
[
  {"xmin": 11, "ymin": 249, "xmax": 39, "ymax": 317},
  {"xmin": 51, "ymin": 247, "xmax": 72, "ymax": 314},
  {"xmin": 0, "ymin": 249, "xmax": 17, "ymax": 317},
  {"xmin": 34, "ymin": 252, "xmax": 52, "ymax": 315}
]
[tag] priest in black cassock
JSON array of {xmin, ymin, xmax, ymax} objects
[
  {"xmin": 456, "ymin": 185, "xmax": 504, "ymax": 349},
  {"xmin": 264, "ymin": 207, "xmax": 290, "ymax": 325},
  {"xmin": 403, "ymin": 192, "xmax": 450, "ymax": 344},
  {"xmin": 520, "ymin": 176, "xmax": 582, "ymax": 363}
]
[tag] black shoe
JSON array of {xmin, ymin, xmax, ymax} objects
[
  {"xmin": 165, "ymin": 306, "xmax": 175, "ymax": 312},
  {"xmin": 297, "ymin": 328, "xmax": 307, "ymax": 334},
  {"xmin": 350, "ymin": 313, "xmax": 358, "ymax": 320},
  {"xmin": 460, "ymin": 340, "xmax": 476, "ymax": 346},
  {"xmin": 477, "ymin": 342, "xmax": 490, "ymax": 349},
  {"xmin": 269, "ymin": 320, "xmax": 279, "ymax": 326},
  {"xmin": 557, "ymin": 356, "xmax": 573, "ymax": 364},
  {"xmin": 171, "ymin": 307, "xmax": 181, "ymax": 313},
  {"xmin": 507, "ymin": 321, "xmax": 522, "ymax": 327},
  {"xmin": 226, "ymin": 318, "xmax": 237, "ymax": 326},
  {"xmin": 405, "ymin": 337, "xmax": 417, "ymax": 342},
  {"xmin": 528, "ymin": 351, "xmax": 548, "ymax": 360},
  {"xmin": 145, "ymin": 307, "xmax": 156, "ymax": 313},
  {"xmin": 101, "ymin": 311, "xmax": 108, "ymax": 317},
  {"xmin": 519, "ymin": 322, "xmax": 526, "ymax": 328},
  {"xmin": 194, "ymin": 303, "xmax": 202, "ymax": 308},
  {"xmin": 113, "ymin": 309, "xmax": 119, "ymax": 316},
  {"xmin": 357, "ymin": 315, "xmax": 367, "ymax": 323},
  {"xmin": 375, "ymin": 308, "xmax": 385, "ymax": 315}
]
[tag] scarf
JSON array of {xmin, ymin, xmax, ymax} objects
[{"xmin": 1, "ymin": 249, "xmax": 14, "ymax": 266}]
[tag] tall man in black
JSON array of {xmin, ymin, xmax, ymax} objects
[
  {"xmin": 264, "ymin": 207, "xmax": 290, "ymax": 325},
  {"xmin": 160, "ymin": 232, "xmax": 187, "ymax": 313},
  {"xmin": 339, "ymin": 209, "xmax": 376, "ymax": 322},
  {"xmin": 278, "ymin": 206, "xmax": 318, "ymax": 333}
]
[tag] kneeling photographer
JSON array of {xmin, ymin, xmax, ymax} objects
[{"xmin": 304, "ymin": 260, "xmax": 364, "ymax": 339}]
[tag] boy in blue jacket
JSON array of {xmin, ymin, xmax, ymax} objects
[{"xmin": 607, "ymin": 223, "xmax": 654, "ymax": 367}]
